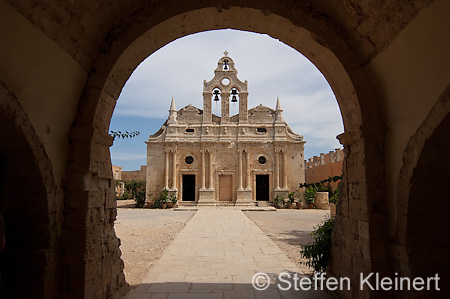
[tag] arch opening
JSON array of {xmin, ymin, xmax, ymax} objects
[
  {"xmin": 67, "ymin": 5, "xmax": 388, "ymax": 298},
  {"xmin": 0, "ymin": 102, "xmax": 55, "ymax": 299}
]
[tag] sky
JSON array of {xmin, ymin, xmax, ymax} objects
[{"xmin": 110, "ymin": 29, "xmax": 344, "ymax": 171}]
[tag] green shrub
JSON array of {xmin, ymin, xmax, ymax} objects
[
  {"xmin": 119, "ymin": 192, "xmax": 131, "ymax": 200},
  {"xmin": 300, "ymin": 217, "xmax": 334, "ymax": 273},
  {"xmin": 134, "ymin": 190, "xmax": 146, "ymax": 207},
  {"xmin": 152, "ymin": 188, "xmax": 170, "ymax": 208},
  {"xmin": 170, "ymin": 193, "xmax": 178, "ymax": 205},
  {"xmin": 303, "ymin": 186, "xmax": 317, "ymax": 206}
]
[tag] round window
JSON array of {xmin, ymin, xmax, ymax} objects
[
  {"xmin": 258, "ymin": 156, "xmax": 267, "ymax": 165},
  {"xmin": 185, "ymin": 156, "xmax": 194, "ymax": 164}
]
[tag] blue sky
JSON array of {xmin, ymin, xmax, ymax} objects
[{"xmin": 110, "ymin": 29, "xmax": 344, "ymax": 171}]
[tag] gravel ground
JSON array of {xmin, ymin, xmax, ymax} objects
[
  {"xmin": 244, "ymin": 209, "xmax": 330, "ymax": 275},
  {"xmin": 115, "ymin": 203, "xmax": 329, "ymax": 287},
  {"xmin": 115, "ymin": 205, "xmax": 195, "ymax": 287}
]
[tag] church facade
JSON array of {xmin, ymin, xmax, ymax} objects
[{"xmin": 146, "ymin": 53, "xmax": 305, "ymax": 205}]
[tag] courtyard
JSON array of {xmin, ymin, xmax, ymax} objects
[{"xmin": 115, "ymin": 206, "xmax": 330, "ymax": 297}]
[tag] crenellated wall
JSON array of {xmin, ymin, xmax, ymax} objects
[{"xmin": 304, "ymin": 149, "xmax": 344, "ymax": 188}]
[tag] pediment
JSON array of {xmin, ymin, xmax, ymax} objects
[{"xmin": 248, "ymin": 104, "xmax": 274, "ymax": 121}]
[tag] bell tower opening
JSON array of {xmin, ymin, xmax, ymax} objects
[{"xmin": 202, "ymin": 51, "xmax": 249, "ymax": 124}]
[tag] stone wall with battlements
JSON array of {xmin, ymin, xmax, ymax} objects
[{"xmin": 304, "ymin": 149, "xmax": 344, "ymax": 188}]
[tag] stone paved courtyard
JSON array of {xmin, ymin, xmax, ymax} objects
[{"xmin": 122, "ymin": 208, "xmax": 332, "ymax": 299}]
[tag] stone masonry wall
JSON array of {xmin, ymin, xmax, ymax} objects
[{"xmin": 122, "ymin": 166, "xmax": 146, "ymax": 181}]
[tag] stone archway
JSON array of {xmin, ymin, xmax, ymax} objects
[
  {"xmin": 66, "ymin": 3, "xmax": 388, "ymax": 298},
  {"xmin": 0, "ymin": 82, "xmax": 58, "ymax": 298},
  {"xmin": 395, "ymin": 84, "xmax": 450, "ymax": 298}
]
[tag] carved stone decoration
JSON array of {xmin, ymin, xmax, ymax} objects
[{"xmin": 216, "ymin": 153, "xmax": 236, "ymax": 170}]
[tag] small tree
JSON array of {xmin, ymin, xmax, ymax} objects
[{"xmin": 300, "ymin": 217, "xmax": 334, "ymax": 273}]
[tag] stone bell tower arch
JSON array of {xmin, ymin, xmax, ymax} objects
[{"xmin": 203, "ymin": 51, "xmax": 249, "ymax": 124}]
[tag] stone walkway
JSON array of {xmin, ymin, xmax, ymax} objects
[{"xmin": 124, "ymin": 208, "xmax": 332, "ymax": 299}]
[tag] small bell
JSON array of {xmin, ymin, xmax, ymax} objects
[
  {"xmin": 231, "ymin": 89, "xmax": 238, "ymax": 102},
  {"xmin": 223, "ymin": 59, "xmax": 229, "ymax": 70},
  {"xmin": 213, "ymin": 89, "xmax": 220, "ymax": 101}
]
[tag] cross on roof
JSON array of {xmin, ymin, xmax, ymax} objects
[{"xmin": 224, "ymin": 50, "xmax": 228, "ymax": 57}]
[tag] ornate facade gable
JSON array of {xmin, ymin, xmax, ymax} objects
[{"xmin": 248, "ymin": 104, "xmax": 275, "ymax": 123}]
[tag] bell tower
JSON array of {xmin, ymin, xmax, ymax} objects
[{"xmin": 203, "ymin": 51, "xmax": 248, "ymax": 124}]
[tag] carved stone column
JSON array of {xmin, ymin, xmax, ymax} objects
[
  {"xmin": 221, "ymin": 92, "xmax": 230, "ymax": 123},
  {"xmin": 164, "ymin": 150, "xmax": 169, "ymax": 189},
  {"xmin": 200, "ymin": 150, "xmax": 206, "ymax": 190},
  {"xmin": 208, "ymin": 150, "xmax": 214, "ymax": 190},
  {"xmin": 236, "ymin": 149, "xmax": 253, "ymax": 205},
  {"xmin": 198, "ymin": 148, "xmax": 215, "ymax": 205},
  {"xmin": 238, "ymin": 150, "xmax": 243, "ymax": 190},
  {"xmin": 202, "ymin": 91, "xmax": 212, "ymax": 123},
  {"xmin": 171, "ymin": 149, "xmax": 177, "ymax": 190},
  {"xmin": 245, "ymin": 151, "xmax": 251, "ymax": 190},
  {"xmin": 274, "ymin": 150, "xmax": 280, "ymax": 190},
  {"xmin": 282, "ymin": 150, "xmax": 288, "ymax": 190}
]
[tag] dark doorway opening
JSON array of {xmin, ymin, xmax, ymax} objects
[
  {"xmin": 182, "ymin": 175, "xmax": 195, "ymax": 201},
  {"xmin": 256, "ymin": 175, "xmax": 269, "ymax": 201}
]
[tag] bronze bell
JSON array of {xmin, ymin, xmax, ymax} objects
[
  {"xmin": 213, "ymin": 90, "xmax": 220, "ymax": 101},
  {"xmin": 231, "ymin": 89, "xmax": 238, "ymax": 102}
]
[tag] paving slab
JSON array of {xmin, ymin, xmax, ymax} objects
[{"xmin": 125, "ymin": 207, "xmax": 333, "ymax": 298}]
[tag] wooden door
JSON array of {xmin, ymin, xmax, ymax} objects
[{"xmin": 219, "ymin": 175, "xmax": 232, "ymax": 201}]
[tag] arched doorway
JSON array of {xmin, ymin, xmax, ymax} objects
[
  {"xmin": 0, "ymin": 83, "xmax": 58, "ymax": 298},
  {"xmin": 405, "ymin": 114, "xmax": 450, "ymax": 298},
  {"xmin": 394, "ymin": 84, "xmax": 450, "ymax": 299},
  {"xmin": 66, "ymin": 4, "xmax": 388, "ymax": 298}
]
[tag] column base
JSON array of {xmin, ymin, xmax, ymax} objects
[
  {"xmin": 197, "ymin": 189, "xmax": 215, "ymax": 206},
  {"xmin": 236, "ymin": 189, "xmax": 253, "ymax": 206}
]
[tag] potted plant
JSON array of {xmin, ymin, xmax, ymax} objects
[
  {"xmin": 170, "ymin": 193, "xmax": 178, "ymax": 208},
  {"xmin": 274, "ymin": 195, "xmax": 284, "ymax": 209},
  {"xmin": 286, "ymin": 192, "xmax": 295, "ymax": 209},
  {"xmin": 303, "ymin": 186, "xmax": 316, "ymax": 208},
  {"xmin": 159, "ymin": 188, "xmax": 170, "ymax": 209}
]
